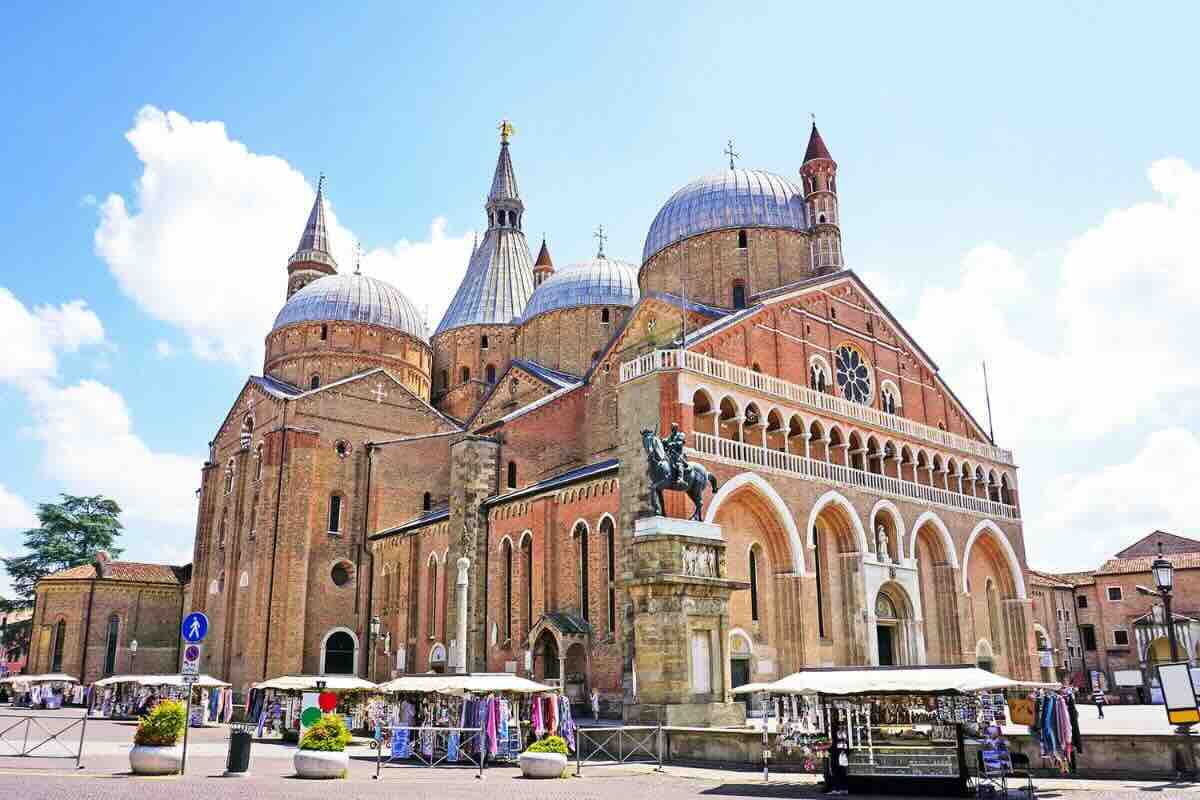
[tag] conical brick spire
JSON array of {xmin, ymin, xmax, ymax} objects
[
  {"xmin": 533, "ymin": 236, "xmax": 554, "ymax": 287},
  {"xmin": 803, "ymin": 122, "xmax": 833, "ymax": 163}
]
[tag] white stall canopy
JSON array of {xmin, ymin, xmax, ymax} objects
[{"xmin": 733, "ymin": 665, "xmax": 1022, "ymax": 696}]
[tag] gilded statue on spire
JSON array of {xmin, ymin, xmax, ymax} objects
[{"xmin": 498, "ymin": 119, "xmax": 515, "ymax": 144}]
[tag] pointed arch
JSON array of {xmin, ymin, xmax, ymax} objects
[
  {"xmin": 962, "ymin": 520, "xmax": 1027, "ymax": 599},
  {"xmin": 805, "ymin": 490, "xmax": 868, "ymax": 554},
  {"xmin": 705, "ymin": 471, "xmax": 805, "ymax": 575},
  {"xmin": 908, "ymin": 511, "xmax": 958, "ymax": 568}
]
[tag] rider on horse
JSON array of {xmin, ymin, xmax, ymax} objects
[{"xmin": 663, "ymin": 423, "xmax": 689, "ymax": 486}]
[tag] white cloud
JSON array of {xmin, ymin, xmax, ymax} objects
[
  {"xmin": 0, "ymin": 484, "xmax": 38, "ymax": 532},
  {"xmin": 23, "ymin": 379, "xmax": 202, "ymax": 532},
  {"xmin": 95, "ymin": 106, "xmax": 475, "ymax": 368},
  {"xmin": 908, "ymin": 159, "xmax": 1200, "ymax": 570},
  {"xmin": 154, "ymin": 339, "xmax": 173, "ymax": 359},
  {"xmin": 0, "ymin": 288, "xmax": 105, "ymax": 386},
  {"xmin": 1037, "ymin": 429, "xmax": 1200, "ymax": 567}
]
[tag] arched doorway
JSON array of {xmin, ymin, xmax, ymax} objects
[
  {"xmin": 564, "ymin": 642, "xmax": 588, "ymax": 702},
  {"xmin": 533, "ymin": 630, "xmax": 560, "ymax": 682},
  {"xmin": 874, "ymin": 583, "xmax": 917, "ymax": 666},
  {"xmin": 976, "ymin": 639, "xmax": 995, "ymax": 673},
  {"xmin": 911, "ymin": 513, "xmax": 961, "ymax": 664},
  {"xmin": 321, "ymin": 629, "xmax": 358, "ymax": 675}
]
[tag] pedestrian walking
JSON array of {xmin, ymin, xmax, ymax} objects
[
  {"xmin": 1093, "ymin": 689, "xmax": 1106, "ymax": 719},
  {"xmin": 591, "ymin": 688, "xmax": 601, "ymax": 723}
]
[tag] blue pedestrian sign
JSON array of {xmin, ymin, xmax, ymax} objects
[{"xmin": 181, "ymin": 612, "xmax": 209, "ymax": 643}]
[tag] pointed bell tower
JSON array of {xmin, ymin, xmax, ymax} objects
[
  {"xmin": 431, "ymin": 122, "xmax": 535, "ymax": 420},
  {"xmin": 801, "ymin": 123, "xmax": 843, "ymax": 275},
  {"xmin": 286, "ymin": 176, "xmax": 338, "ymax": 298},
  {"xmin": 533, "ymin": 237, "xmax": 554, "ymax": 287}
]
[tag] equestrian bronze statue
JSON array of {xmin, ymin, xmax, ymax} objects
[{"xmin": 640, "ymin": 424, "xmax": 719, "ymax": 520}]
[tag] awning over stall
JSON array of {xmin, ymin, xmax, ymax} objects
[
  {"xmin": 0, "ymin": 673, "xmax": 78, "ymax": 685},
  {"xmin": 733, "ymin": 664, "xmax": 1022, "ymax": 696},
  {"xmin": 92, "ymin": 673, "xmax": 230, "ymax": 689},
  {"xmin": 252, "ymin": 674, "xmax": 378, "ymax": 692},
  {"xmin": 377, "ymin": 673, "xmax": 555, "ymax": 695}
]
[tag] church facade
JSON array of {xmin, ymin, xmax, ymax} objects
[{"xmin": 189, "ymin": 122, "xmax": 1034, "ymax": 717}]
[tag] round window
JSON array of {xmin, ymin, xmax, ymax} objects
[
  {"xmin": 331, "ymin": 562, "xmax": 352, "ymax": 587},
  {"xmin": 835, "ymin": 344, "xmax": 872, "ymax": 404}
]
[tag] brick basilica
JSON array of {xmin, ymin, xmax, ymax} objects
[{"xmin": 189, "ymin": 121, "xmax": 1034, "ymax": 721}]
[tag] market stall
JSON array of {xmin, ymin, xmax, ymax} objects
[
  {"xmin": 248, "ymin": 675, "xmax": 379, "ymax": 741},
  {"xmin": 374, "ymin": 673, "xmax": 564, "ymax": 766},
  {"xmin": 0, "ymin": 673, "xmax": 79, "ymax": 709},
  {"xmin": 735, "ymin": 664, "xmax": 1023, "ymax": 797},
  {"xmin": 89, "ymin": 674, "xmax": 231, "ymax": 722}
]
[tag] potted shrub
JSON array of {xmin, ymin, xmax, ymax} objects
[
  {"xmin": 294, "ymin": 713, "xmax": 352, "ymax": 779},
  {"xmin": 130, "ymin": 700, "xmax": 186, "ymax": 775},
  {"xmin": 520, "ymin": 735, "xmax": 569, "ymax": 778}
]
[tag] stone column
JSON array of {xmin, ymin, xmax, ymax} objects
[
  {"xmin": 447, "ymin": 435, "xmax": 499, "ymax": 674},
  {"xmin": 455, "ymin": 557, "xmax": 470, "ymax": 673}
]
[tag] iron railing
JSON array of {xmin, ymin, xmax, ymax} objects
[
  {"xmin": 574, "ymin": 725, "xmax": 663, "ymax": 775},
  {"xmin": 0, "ymin": 713, "xmax": 88, "ymax": 768},
  {"xmin": 373, "ymin": 726, "xmax": 485, "ymax": 779}
]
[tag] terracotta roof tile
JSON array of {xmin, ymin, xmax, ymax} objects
[
  {"xmin": 1028, "ymin": 569, "xmax": 1075, "ymax": 588},
  {"xmin": 1097, "ymin": 553, "xmax": 1200, "ymax": 576},
  {"xmin": 43, "ymin": 560, "xmax": 191, "ymax": 585}
]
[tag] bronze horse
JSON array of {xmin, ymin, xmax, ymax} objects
[{"xmin": 640, "ymin": 428, "xmax": 719, "ymax": 520}]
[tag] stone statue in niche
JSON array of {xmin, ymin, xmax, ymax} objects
[
  {"xmin": 876, "ymin": 525, "xmax": 890, "ymax": 563},
  {"xmin": 682, "ymin": 544, "xmax": 717, "ymax": 578}
]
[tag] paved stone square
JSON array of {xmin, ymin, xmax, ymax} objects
[{"xmin": 3, "ymin": 710, "xmax": 1200, "ymax": 798}]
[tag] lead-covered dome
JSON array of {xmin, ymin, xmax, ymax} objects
[
  {"xmin": 642, "ymin": 169, "xmax": 808, "ymax": 263},
  {"xmin": 272, "ymin": 273, "xmax": 428, "ymax": 341},
  {"xmin": 522, "ymin": 256, "xmax": 640, "ymax": 322}
]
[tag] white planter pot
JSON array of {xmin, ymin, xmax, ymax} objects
[
  {"xmin": 129, "ymin": 744, "xmax": 183, "ymax": 775},
  {"xmin": 294, "ymin": 749, "xmax": 349, "ymax": 779},
  {"xmin": 520, "ymin": 751, "xmax": 567, "ymax": 778}
]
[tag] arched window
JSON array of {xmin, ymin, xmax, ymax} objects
[
  {"xmin": 523, "ymin": 535, "xmax": 534, "ymax": 634},
  {"xmin": 600, "ymin": 307, "xmax": 610, "ymax": 324},
  {"xmin": 881, "ymin": 383, "xmax": 900, "ymax": 415},
  {"xmin": 503, "ymin": 540, "xmax": 513, "ymax": 641},
  {"xmin": 486, "ymin": 364, "xmax": 496, "ymax": 384},
  {"xmin": 224, "ymin": 459, "xmax": 234, "ymax": 494},
  {"xmin": 737, "ymin": 229, "xmax": 748, "ymax": 249},
  {"xmin": 248, "ymin": 494, "xmax": 258, "ymax": 539},
  {"xmin": 460, "ymin": 366, "xmax": 470, "ymax": 383},
  {"xmin": 254, "ymin": 444, "xmax": 263, "ymax": 481},
  {"xmin": 427, "ymin": 557, "xmax": 439, "ymax": 637},
  {"xmin": 320, "ymin": 324, "xmax": 327, "ymax": 341},
  {"xmin": 732, "ymin": 281, "xmax": 747, "ymax": 309},
  {"xmin": 986, "ymin": 579, "xmax": 1003, "ymax": 655},
  {"xmin": 422, "ymin": 492, "xmax": 432, "ymax": 511},
  {"xmin": 103, "ymin": 614, "xmax": 119, "ymax": 675},
  {"xmin": 810, "ymin": 361, "xmax": 829, "ymax": 393},
  {"xmin": 602, "ymin": 517, "xmax": 616, "ymax": 633},
  {"xmin": 322, "ymin": 630, "xmax": 356, "ymax": 675},
  {"xmin": 749, "ymin": 546, "xmax": 760, "ymax": 622},
  {"xmin": 507, "ymin": 461, "xmax": 517, "ymax": 489},
  {"xmin": 576, "ymin": 522, "xmax": 590, "ymax": 622},
  {"xmin": 310, "ymin": 374, "xmax": 321, "ymax": 390},
  {"xmin": 813, "ymin": 528, "xmax": 827, "ymax": 640},
  {"xmin": 50, "ymin": 619, "xmax": 66, "ymax": 673},
  {"xmin": 327, "ymin": 494, "xmax": 342, "ymax": 534},
  {"xmin": 218, "ymin": 511, "xmax": 227, "ymax": 549},
  {"xmin": 439, "ymin": 369, "xmax": 448, "ymax": 390},
  {"xmin": 481, "ymin": 335, "xmax": 489, "ymax": 350}
]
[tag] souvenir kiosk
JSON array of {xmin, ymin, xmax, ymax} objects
[
  {"xmin": 90, "ymin": 674, "xmax": 231, "ymax": 721},
  {"xmin": 374, "ymin": 673, "xmax": 563, "ymax": 767},
  {"xmin": 0, "ymin": 673, "xmax": 79, "ymax": 709},
  {"xmin": 735, "ymin": 665, "xmax": 1022, "ymax": 797},
  {"xmin": 249, "ymin": 675, "xmax": 379, "ymax": 741}
]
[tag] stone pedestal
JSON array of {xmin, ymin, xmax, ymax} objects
[{"xmin": 624, "ymin": 516, "xmax": 748, "ymax": 727}]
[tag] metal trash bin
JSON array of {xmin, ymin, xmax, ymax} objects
[{"xmin": 226, "ymin": 723, "xmax": 252, "ymax": 774}]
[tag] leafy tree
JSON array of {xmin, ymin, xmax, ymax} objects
[{"xmin": 0, "ymin": 494, "xmax": 124, "ymax": 652}]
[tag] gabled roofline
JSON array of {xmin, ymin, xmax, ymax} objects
[
  {"xmin": 466, "ymin": 359, "xmax": 582, "ymax": 429},
  {"xmin": 370, "ymin": 506, "xmax": 450, "ymax": 541}
]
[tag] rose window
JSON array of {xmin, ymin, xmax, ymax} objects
[{"xmin": 835, "ymin": 345, "xmax": 871, "ymax": 404}]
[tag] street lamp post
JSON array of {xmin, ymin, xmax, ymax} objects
[
  {"xmin": 1151, "ymin": 542, "xmax": 1192, "ymax": 735},
  {"xmin": 129, "ymin": 639, "xmax": 139, "ymax": 674},
  {"xmin": 368, "ymin": 616, "xmax": 381, "ymax": 681}
]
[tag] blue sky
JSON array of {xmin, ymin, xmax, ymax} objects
[{"xmin": 1, "ymin": 1, "xmax": 1198, "ymax": 589}]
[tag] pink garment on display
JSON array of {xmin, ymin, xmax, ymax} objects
[{"xmin": 532, "ymin": 694, "xmax": 544, "ymax": 736}]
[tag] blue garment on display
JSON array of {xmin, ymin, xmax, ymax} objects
[
  {"xmin": 391, "ymin": 727, "xmax": 412, "ymax": 758},
  {"xmin": 448, "ymin": 731, "xmax": 460, "ymax": 762}
]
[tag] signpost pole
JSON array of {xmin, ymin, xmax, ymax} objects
[
  {"xmin": 178, "ymin": 612, "xmax": 209, "ymax": 777},
  {"xmin": 180, "ymin": 688, "xmax": 193, "ymax": 775}
]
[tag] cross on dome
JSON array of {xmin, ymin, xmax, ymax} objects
[
  {"xmin": 724, "ymin": 139, "xmax": 740, "ymax": 170},
  {"xmin": 594, "ymin": 224, "xmax": 607, "ymax": 259}
]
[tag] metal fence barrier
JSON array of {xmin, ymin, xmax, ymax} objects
[
  {"xmin": 0, "ymin": 713, "xmax": 88, "ymax": 768},
  {"xmin": 574, "ymin": 725, "xmax": 663, "ymax": 775},
  {"xmin": 373, "ymin": 726, "xmax": 485, "ymax": 779}
]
